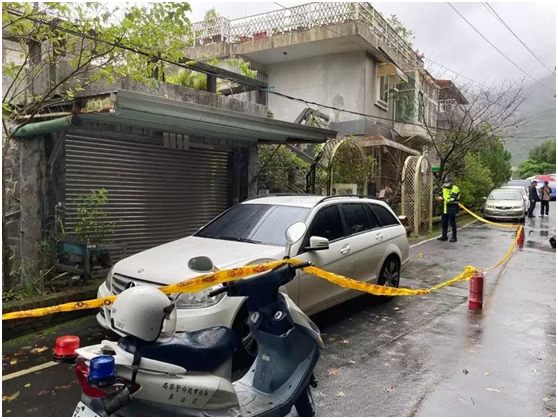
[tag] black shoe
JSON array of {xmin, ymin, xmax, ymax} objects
[
  {"xmin": 449, "ymin": 237, "xmax": 457, "ymax": 242},
  {"xmin": 437, "ymin": 237, "xmax": 448, "ymax": 241}
]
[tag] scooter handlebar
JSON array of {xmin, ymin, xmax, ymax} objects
[
  {"xmin": 288, "ymin": 261, "xmax": 312, "ymax": 271},
  {"xmin": 207, "ymin": 262, "xmax": 313, "ymax": 298}
]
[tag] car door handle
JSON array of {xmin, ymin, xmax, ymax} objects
[
  {"xmin": 376, "ymin": 233, "xmax": 384, "ymax": 241},
  {"xmin": 340, "ymin": 245, "xmax": 351, "ymax": 254}
]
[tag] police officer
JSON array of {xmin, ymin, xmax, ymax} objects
[{"xmin": 436, "ymin": 175, "xmax": 460, "ymax": 243}]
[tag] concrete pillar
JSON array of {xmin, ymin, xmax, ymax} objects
[
  {"xmin": 18, "ymin": 136, "xmax": 47, "ymax": 283},
  {"xmin": 207, "ymin": 75, "xmax": 217, "ymax": 93}
]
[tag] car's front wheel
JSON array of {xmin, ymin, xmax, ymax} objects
[{"xmin": 377, "ymin": 256, "xmax": 401, "ymax": 290}]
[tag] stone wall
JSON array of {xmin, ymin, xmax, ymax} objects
[
  {"xmin": 3, "ymin": 131, "xmax": 50, "ymax": 288},
  {"xmin": 82, "ymin": 77, "xmax": 267, "ymax": 118}
]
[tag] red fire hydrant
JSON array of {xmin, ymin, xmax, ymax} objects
[
  {"xmin": 469, "ymin": 272, "xmax": 485, "ymax": 310},
  {"xmin": 517, "ymin": 226, "xmax": 525, "ymax": 247}
]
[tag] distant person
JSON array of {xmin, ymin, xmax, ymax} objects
[
  {"xmin": 528, "ymin": 180, "xmax": 540, "ymax": 218},
  {"xmin": 539, "ymin": 181, "xmax": 552, "ymax": 218}
]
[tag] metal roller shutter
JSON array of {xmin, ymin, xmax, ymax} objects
[{"xmin": 64, "ymin": 129, "xmax": 233, "ymax": 257}]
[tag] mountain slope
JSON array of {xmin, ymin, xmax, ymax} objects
[{"xmin": 504, "ymin": 74, "xmax": 556, "ymax": 166}]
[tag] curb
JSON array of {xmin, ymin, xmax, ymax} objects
[{"xmin": 2, "ymin": 283, "xmax": 102, "ymax": 341}]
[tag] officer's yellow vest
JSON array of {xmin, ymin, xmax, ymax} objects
[{"xmin": 442, "ymin": 185, "xmax": 460, "ymax": 214}]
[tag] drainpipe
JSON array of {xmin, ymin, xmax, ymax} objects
[{"xmin": 10, "ymin": 115, "xmax": 81, "ymax": 138}]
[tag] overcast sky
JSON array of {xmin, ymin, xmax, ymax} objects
[{"xmin": 188, "ymin": 1, "xmax": 556, "ymax": 112}]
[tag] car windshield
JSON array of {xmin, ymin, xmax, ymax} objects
[
  {"xmin": 489, "ymin": 191, "xmax": 522, "ymax": 200},
  {"xmin": 503, "ymin": 187, "xmax": 526, "ymax": 195},
  {"xmin": 195, "ymin": 204, "xmax": 310, "ymax": 247}
]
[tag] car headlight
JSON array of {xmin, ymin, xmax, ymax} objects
[
  {"xmin": 106, "ymin": 266, "xmax": 115, "ymax": 292},
  {"xmin": 175, "ymin": 286, "xmax": 226, "ymax": 309}
]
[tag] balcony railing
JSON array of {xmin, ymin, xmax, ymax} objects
[{"xmin": 192, "ymin": 2, "xmax": 423, "ymax": 71}]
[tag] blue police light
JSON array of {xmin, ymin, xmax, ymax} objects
[{"xmin": 87, "ymin": 355, "xmax": 117, "ymax": 386}]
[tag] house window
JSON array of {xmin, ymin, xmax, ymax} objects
[{"xmin": 376, "ymin": 74, "xmax": 389, "ymax": 111}]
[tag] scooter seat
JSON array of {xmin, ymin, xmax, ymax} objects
[{"xmin": 119, "ymin": 326, "xmax": 237, "ymax": 372}]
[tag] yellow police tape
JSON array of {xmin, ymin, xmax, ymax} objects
[
  {"xmin": 458, "ymin": 203, "xmax": 521, "ymax": 229},
  {"xmin": 2, "ymin": 205, "xmax": 523, "ymax": 321}
]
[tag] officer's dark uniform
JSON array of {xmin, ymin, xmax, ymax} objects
[{"xmin": 438, "ymin": 179, "xmax": 460, "ymax": 242}]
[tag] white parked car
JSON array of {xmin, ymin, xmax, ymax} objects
[
  {"xmin": 483, "ymin": 189, "xmax": 526, "ymax": 221},
  {"xmin": 96, "ymin": 195, "xmax": 410, "ymax": 367},
  {"xmin": 501, "ymin": 185, "xmax": 529, "ymax": 212}
]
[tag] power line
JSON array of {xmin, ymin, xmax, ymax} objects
[
  {"xmin": 5, "ymin": 7, "xmax": 545, "ymax": 137},
  {"xmin": 483, "ymin": 2, "xmax": 556, "ymax": 77},
  {"xmin": 447, "ymin": 2, "xmax": 556, "ymax": 94}
]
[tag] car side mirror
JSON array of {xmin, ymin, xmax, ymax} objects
[
  {"xmin": 482, "ymin": 197, "xmax": 487, "ymax": 201},
  {"xmin": 284, "ymin": 222, "xmax": 307, "ymax": 258},
  {"xmin": 306, "ymin": 236, "xmax": 329, "ymax": 251}
]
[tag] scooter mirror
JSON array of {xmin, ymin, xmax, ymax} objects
[
  {"xmin": 284, "ymin": 222, "xmax": 307, "ymax": 258},
  {"xmin": 188, "ymin": 256, "xmax": 215, "ymax": 272}
]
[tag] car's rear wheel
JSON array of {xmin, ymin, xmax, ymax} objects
[
  {"xmin": 232, "ymin": 305, "xmax": 257, "ymax": 372},
  {"xmin": 377, "ymin": 257, "xmax": 400, "ymax": 296}
]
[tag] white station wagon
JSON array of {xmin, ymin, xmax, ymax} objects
[{"xmin": 97, "ymin": 195, "xmax": 410, "ymax": 367}]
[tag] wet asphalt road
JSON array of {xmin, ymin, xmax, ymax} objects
[{"xmin": 2, "ymin": 204, "xmax": 556, "ymax": 417}]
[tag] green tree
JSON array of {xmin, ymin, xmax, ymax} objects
[
  {"xmin": 528, "ymin": 139, "xmax": 556, "ymax": 165},
  {"xmin": 515, "ymin": 139, "xmax": 556, "ymax": 178},
  {"xmin": 421, "ymin": 81, "xmax": 526, "ymax": 186},
  {"xmin": 204, "ymin": 7, "xmax": 219, "ymax": 21},
  {"xmin": 2, "ymin": 2, "xmax": 192, "ymax": 286},
  {"xmin": 386, "ymin": 14, "xmax": 415, "ymax": 46},
  {"xmin": 257, "ymin": 145, "xmax": 309, "ymax": 193},
  {"xmin": 456, "ymin": 154, "xmax": 494, "ymax": 208},
  {"xmin": 74, "ymin": 188, "xmax": 116, "ymax": 246},
  {"xmin": 167, "ymin": 56, "xmax": 257, "ymax": 91},
  {"xmin": 515, "ymin": 159, "xmax": 556, "ymax": 179},
  {"xmin": 476, "ymin": 138, "xmax": 512, "ymax": 188}
]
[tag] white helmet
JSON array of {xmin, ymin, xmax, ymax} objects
[{"xmin": 110, "ymin": 286, "xmax": 173, "ymax": 342}]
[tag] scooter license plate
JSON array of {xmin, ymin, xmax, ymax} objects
[{"xmin": 73, "ymin": 402, "xmax": 100, "ymax": 417}]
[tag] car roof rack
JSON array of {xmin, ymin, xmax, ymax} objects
[
  {"xmin": 315, "ymin": 194, "xmax": 374, "ymax": 205},
  {"xmin": 244, "ymin": 193, "xmax": 316, "ymax": 202}
]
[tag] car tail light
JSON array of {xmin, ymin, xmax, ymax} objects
[{"xmin": 75, "ymin": 357, "xmax": 140, "ymax": 398}]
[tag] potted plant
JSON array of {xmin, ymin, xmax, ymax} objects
[
  {"xmin": 253, "ymin": 31, "xmax": 268, "ymax": 39},
  {"xmin": 74, "ymin": 188, "xmax": 117, "ymax": 271}
]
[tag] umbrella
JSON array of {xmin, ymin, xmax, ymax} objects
[{"xmin": 535, "ymin": 174, "xmax": 555, "ymax": 182}]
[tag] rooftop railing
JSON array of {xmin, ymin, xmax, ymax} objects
[{"xmin": 192, "ymin": 2, "xmax": 423, "ymax": 71}]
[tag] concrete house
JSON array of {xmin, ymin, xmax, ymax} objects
[
  {"xmin": 188, "ymin": 2, "xmax": 440, "ymax": 193},
  {"xmin": 3, "ymin": 38, "xmax": 335, "ymax": 279}
]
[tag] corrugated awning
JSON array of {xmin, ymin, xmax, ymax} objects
[
  {"xmin": 78, "ymin": 90, "xmax": 337, "ymax": 144},
  {"xmin": 359, "ymin": 136, "xmax": 421, "ymax": 155}
]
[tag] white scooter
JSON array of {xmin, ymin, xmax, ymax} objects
[{"xmin": 69, "ymin": 222, "xmax": 323, "ymax": 417}]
